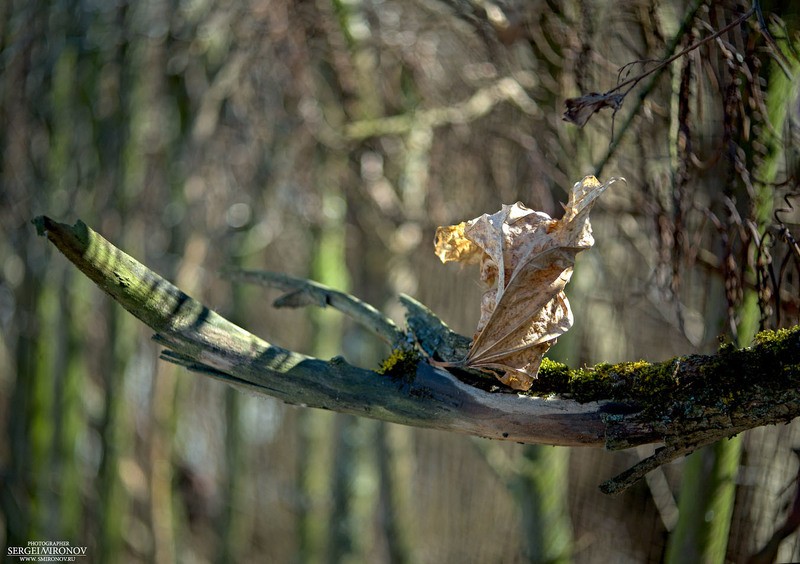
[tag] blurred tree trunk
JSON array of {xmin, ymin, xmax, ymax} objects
[
  {"xmin": 215, "ymin": 233, "xmax": 249, "ymax": 564},
  {"xmin": 92, "ymin": 1, "xmax": 135, "ymax": 559},
  {"xmin": 666, "ymin": 440, "xmax": 742, "ymax": 563},
  {"xmin": 325, "ymin": 413, "xmax": 358, "ymax": 564},
  {"xmin": 2, "ymin": 0, "xmax": 89, "ymax": 551},
  {"xmin": 375, "ymin": 423, "xmax": 411, "ymax": 564},
  {"xmin": 311, "ymin": 150, "xmax": 357, "ymax": 563},
  {"xmin": 517, "ymin": 445, "xmax": 573, "ymax": 564},
  {"xmin": 295, "ymin": 410, "xmax": 316, "ymax": 564},
  {"xmin": 95, "ymin": 299, "xmax": 127, "ymax": 562},
  {"xmin": 666, "ymin": 7, "xmax": 796, "ymax": 558},
  {"xmin": 216, "ymin": 387, "xmax": 244, "ymax": 564},
  {"xmin": 4, "ymin": 244, "xmax": 45, "ymax": 549}
]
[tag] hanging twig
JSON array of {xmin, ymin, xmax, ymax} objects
[{"xmin": 565, "ymin": 4, "xmax": 755, "ymax": 130}]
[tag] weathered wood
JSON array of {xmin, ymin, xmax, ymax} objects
[
  {"xmin": 222, "ymin": 269, "xmax": 406, "ymax": 347},
  {"xmin": 32, "ymin": 217, "xmax": 624, "ymax": 444},
  {"xmin": 34, "ymin": 216, "xmax": 800, "ymax": 493}
]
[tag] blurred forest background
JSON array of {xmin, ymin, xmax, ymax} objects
[{"xmin": 2, "ymin": 0, "xmax": 800, "ymax": 562}]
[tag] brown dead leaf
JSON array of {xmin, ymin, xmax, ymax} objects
[
  {"xmin": 434, "ymin": 175, "xmax": 618, "ymax": 390},
  {"xmin": 434, "ymin": 221, "xmax": 482, "ymax": 264},
  {"xmin": 563, "ymin": 92, "xmax": 624, "ymax": 127}
]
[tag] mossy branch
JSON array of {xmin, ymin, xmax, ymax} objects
[{"xmin": 34, "ymin": 217, "xmax": 800, "ymax": 494}]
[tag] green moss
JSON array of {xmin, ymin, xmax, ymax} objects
[
  {"xmin": 532, "ymin": 356, "xmax": 676, "ymax": 406},
  {"xmin": 561, "ymin": 359, "xmax": 676, "ymax": 405},
  {"xmin": 528, "ymin": 325, "xmax": 800, "ymax": 410},
  {"xmin": 533, "ymin": 357, "xmax": 572, "ymax": 392},
  {"xmin": 754, "ymin": 326, "xmax": 799, "ymax": 348},
  {"xmin": 378, "ymin": 346, "xmax": 422, "ymax": 380},
  {"xmin": 567, "ymin": 363, "xmax": 617, "ymax": 401},
  {"xmin": 415, "ymin": 325, "xmax": 800, "ymax": 425},
  {"xmin": 705, "ymin": 326, "xmax": 800, "ymax": 397}
]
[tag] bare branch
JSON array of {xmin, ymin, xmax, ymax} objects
[
  {"xmin": 34, "ymin": 216, "xmax": 800, "ymax": 494},
  {"xmin": 31, "ymin": 216, "xmax": 614, "ymax": 448},
  {"xmin": 223, "ymin": 269, "xmax": 406, "ymax": 347},
  {"xmin": 345, "ymin": 76, "xmax": 539, "ymax": 141}
]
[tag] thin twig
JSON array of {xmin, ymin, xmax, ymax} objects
[
  {"xmin": 591, "ymin": 0, "xmax": 705, "ymax": 174},
  {"xmin": 600, "ymin": 444, "xmax": 694, "ymax": 495},
  {"xmin": 607, "ymin": 7, "xmax": 755, "ymax": 99},
  {"xmin": 587, "ymin": 4, "xmax": 767, "ymax": 175}
]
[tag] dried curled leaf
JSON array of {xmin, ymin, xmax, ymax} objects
[
  {"xmin": 434, "ymin": 176, "xmax": 618, "ymax": 390},
  {"xmin": 434, "ymin": 221, "xmax": 482, "ymax": 264},
  {"xmin": 563, "ymin": 92, "xmax": 624, "ymax": 127}
]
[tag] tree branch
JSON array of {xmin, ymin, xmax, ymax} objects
[
  {"xmin": 345, "ymin": 76, "xmax": 539, "ymax": 141},
  {"xmin": 222, "ymin": 269, "xmax": 407, "ymax": 347},
  {"xmin": 33, "ymin": 217, "xmax": 800, "ymax": 494}
]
